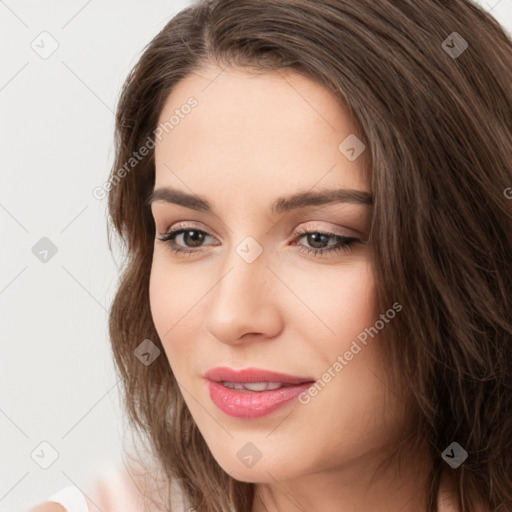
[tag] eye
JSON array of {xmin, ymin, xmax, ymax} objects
[
  {"xmin": 292, "ymin": 227, "xmax": 361, "ymax": 257},
  {"xmin": 156, "ymin": 223, "xmax": 364, "ymax": 258},
  {"xmin": 156, "ymin": 223, "xmax": 216, "ymax": 256}
]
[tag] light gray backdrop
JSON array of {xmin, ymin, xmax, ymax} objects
[{"xmin": 1, "ymin": 0, "xmax": 511, "ymax": 510}]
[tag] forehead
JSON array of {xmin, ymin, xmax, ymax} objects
[{"xmin": 153, "ymin": 65, "xmax": 370, "ymax": 204}]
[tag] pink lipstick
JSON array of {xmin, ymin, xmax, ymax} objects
[{"xmin": 204, "ymin": 366, "xmax": 316, "ymax": 419}]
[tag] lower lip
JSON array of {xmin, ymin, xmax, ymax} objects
[{"xmin": 206, "ymin": 380, "xmax": 314, "ymax": 419}]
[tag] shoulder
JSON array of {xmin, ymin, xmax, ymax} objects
[
  {"xmin": 91, "ymin": 461, "xmax": 188, "ymax": 512},
  {"xmin": 29, "ymin": 462, "xmax": 188, "ymax": 512},
  {"xmin": 437, "ymin": 471, "xmax": 491, "ymax": 512},
  {"xmin": 89, "ymin": 463, "xmax": 149, "ymax": 512}
]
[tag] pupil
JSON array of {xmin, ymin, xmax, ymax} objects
[
  {"xmin": 309, "ymin": 233, "xmax": 328, "ymax": 249},
  {"xmin": 184, "ymin": 230, "xmax": 204, "ymax": 247}
]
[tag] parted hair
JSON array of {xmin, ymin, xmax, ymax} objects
[{"xmin": 106, "ymin": 1, "xmax": 512, "ymax": 510}]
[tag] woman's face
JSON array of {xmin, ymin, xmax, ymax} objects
[{"xmin": 149, "ymin": 64, "xmax": 405, "ymax": 483}]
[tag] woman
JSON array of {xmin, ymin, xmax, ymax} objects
[{"xmin": 29, "ymin": 0, "xmax": 512, "ymax": 510}]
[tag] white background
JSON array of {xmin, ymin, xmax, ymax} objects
[{"xmin": 1, "ymin": 0, "xmax": 511, "ymax": 510}]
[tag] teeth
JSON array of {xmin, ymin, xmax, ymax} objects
[{"xmin": 221, "ymin": 381, "xmax": 285, "ymax": 391}]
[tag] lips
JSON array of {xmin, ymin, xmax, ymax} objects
[
  {"xmin": 204, "ymin": 366, "xmax": 316, "ymax": 419},
  {"xmin": 204, "ymin": 366, "xmax": 315, "ymax": 385}
]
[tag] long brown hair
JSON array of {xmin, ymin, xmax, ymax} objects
[{"xmin": 106, "ymin": 1, "xmax": 512, "ymax": 510}]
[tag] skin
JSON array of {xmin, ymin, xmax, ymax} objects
[
  {"xmin": 26, "ymin": 495, "xmax": 96, "ymax": 512},
  {"xmin": 148, "ymin": 63, "xmax": 439, "ymax": 512},
  {"xmin": 26, "ymin": 66, "xmax": 467, "ymax": 512}
]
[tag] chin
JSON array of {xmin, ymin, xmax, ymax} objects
[{"xmin": 210, "ymin": 449, "xmax": 301, "ymax": 483}]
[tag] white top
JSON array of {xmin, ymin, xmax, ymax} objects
[{"xmin": 81, "ymin": 462, "xmax": 188, "ymax": 512}]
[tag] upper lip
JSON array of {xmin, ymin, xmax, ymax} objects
[{"xmin": 204, "ymin": 366, "xmax": 316, "ymax": 385}]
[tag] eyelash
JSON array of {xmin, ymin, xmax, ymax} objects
[{"xmin": 156, "ymin": 223, "xmax": 361, "ymax": 258}]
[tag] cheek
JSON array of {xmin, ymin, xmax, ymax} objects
[
  {"xmin": 287, "ymin": 259, "xmax": 377, "ymax": 343},
  {"xmin": 149, "ymin": 254, "xmax": 196, "ymax": 328},
  {"xmin": 149, "ymin": 254, "xmax": 377, "ymax": 324},
  {"xmin": 149, "ymin": 252, "xmax": 377, "ymax": 367},
  {"xmin": 148, "ymin": 256, "xmax": 207, "ymax": 363},
  {"xmin": 335, "ymin": 261, "xmax": 377, "ymax": 333},
  {"xmin": 149, "ymin": 257, "xmax": 172, "ymax": 335}
]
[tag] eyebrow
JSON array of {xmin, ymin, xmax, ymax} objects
[{"xmin": 145, "ymin": 186, "xmax": 373, "ymax": 214}]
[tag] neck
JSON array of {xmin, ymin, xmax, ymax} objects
[{"xmin": 251, "ymin": 446, "xmax": 432, "ymax": 512}]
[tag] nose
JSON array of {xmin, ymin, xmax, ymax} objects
[{"xmin": 204, "ymin": 244, "xmax": 284, "ymax": 345}]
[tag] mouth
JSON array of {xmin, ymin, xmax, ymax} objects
[
  {"xmin": 218, "ymin": 381, "xmax": 297, "ymax": 392},
  {"xmin": 204, "ymin": 366, "xmax": 315, "ymax": 386},
  {"xmin": 204, "ymin": 366, "xmax": 316, "ymax": 419}
]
